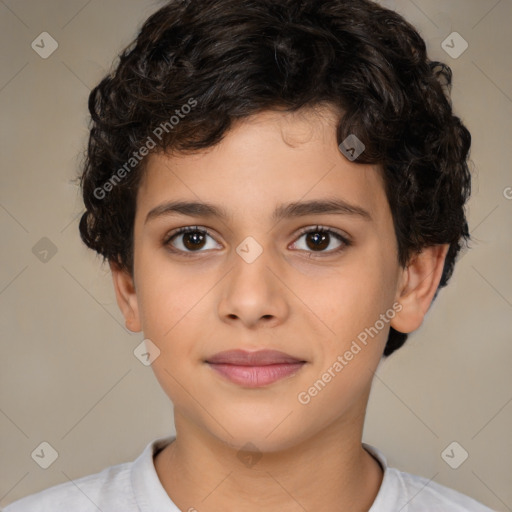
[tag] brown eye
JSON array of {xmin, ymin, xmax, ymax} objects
[
  {"xmin": 305, "ymin": 231, "xmax": 330, "ymax": 251},
  {"xmin": 291, "ymin": 226, "xmax": 351, "ymax": 255},
  {"xmin": 165, "ymin": 227, "xmax": 220, "ymax": 253},
  {"xmin": 182, "ymin": 230, "xmax": 207, "ymax": 250}
]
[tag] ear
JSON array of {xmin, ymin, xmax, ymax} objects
[
  {"xmin": 110, "ymin": 262, "xmax": 142, "ymax": 333},
  {"xmin": 391, "ymin": 244, "xmax": 450, "ymax": 334}
]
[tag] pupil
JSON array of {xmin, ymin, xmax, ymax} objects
[
  {"xmin": 307, "ymin": 232, "xmax": 329, "ymax": 251},
  {"xmin": 184, "ymin": 231, "xmax": 205, "ymax": 250}
]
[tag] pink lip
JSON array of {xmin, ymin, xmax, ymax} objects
[{"xmin": 206, "ymin": 350, "xmax": 306, "ymax": 388}]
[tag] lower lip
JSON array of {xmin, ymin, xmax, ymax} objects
[{"xmin": 207, "ymin": 362, "xmax": 305, "ymax": 388}]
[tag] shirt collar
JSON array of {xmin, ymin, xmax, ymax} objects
[{"xmin": 131, "ymin": 435, "xmax": 179, "ymax": 511}]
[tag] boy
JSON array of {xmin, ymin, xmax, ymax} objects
[{"xmin": 4, "ymin": 0, "xmax": 496, "ymax": 510}]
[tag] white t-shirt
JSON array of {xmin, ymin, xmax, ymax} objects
[{"xmin": 3, "ymin": 436, "xmax": 496, "ymax": 511}]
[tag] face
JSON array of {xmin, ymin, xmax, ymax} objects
[{"xmin": 113, "ymin": 107, "xmax": 420, "ymax": 453}]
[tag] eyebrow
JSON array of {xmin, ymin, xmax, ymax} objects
[{"xmin": 145, "ymin": 197, "xmax": 373, "ymax": 224}]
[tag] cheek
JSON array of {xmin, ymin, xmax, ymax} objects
[
  {"xmin": 135, "ymin": 261, "xmax": 209, "ymax": 402},
  {"xmin": 306, "ymin": 244, "xmax": 397, "ymax": 356},
  {"xmin": 135, "ymin": 253, "xmax": 202, "ymax": 340},
  {"xmin": 134, "ymin": 253, "xmax": 222, "ymax": 376}
]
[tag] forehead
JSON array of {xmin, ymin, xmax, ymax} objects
[{"xmin": 136, "ymin": 108, "xmax": 389, "ymax": 225}]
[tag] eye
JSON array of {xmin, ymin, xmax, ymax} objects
[
  {"xmin": 290, "ymin": 225, "xmax": 351, "ymax": 255},
  {"xmin": 163, "ymin": 225, "xmax": 351, "ymax": 257},
  {"xmin": 164, "ymin": 226, "xmax": 220, "ymax": 254}
]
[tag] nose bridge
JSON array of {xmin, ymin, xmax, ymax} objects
[
  {"xmin": 218, "ymin": 234, "xmax": 288, "ymax": 326},
  {"xmin": 230, "ymin": 233, "xmax": 277, "ymax": 296}
]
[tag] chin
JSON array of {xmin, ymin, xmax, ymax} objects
[{"xmin": 205, "ymin": 416, "xmax": 314, "ymax": 455}]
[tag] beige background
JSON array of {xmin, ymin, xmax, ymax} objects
[{"xmin": 1, "ymin": 0, "xmax": 511, "ymax": 509}]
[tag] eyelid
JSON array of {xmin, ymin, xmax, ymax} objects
[
  {"xmin": 162, "ymin": 225, "xmax": 221, "ymax": 245},
  {"xmin": 294, "ymin": 225, "xmax": 352, "ymax": 244}
]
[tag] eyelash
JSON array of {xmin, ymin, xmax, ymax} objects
[{"xmin": 163, "ymin": 225, "xmax": 352, "ymax": 258}]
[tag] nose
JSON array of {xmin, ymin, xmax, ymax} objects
[{"xmin": 217, "ymin": 245, "xmax": 290, "ymax": 329}]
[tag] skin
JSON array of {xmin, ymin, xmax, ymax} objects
[{"xmin": 111, "ymin": 106, "xmax": 449, "ymax": 512}]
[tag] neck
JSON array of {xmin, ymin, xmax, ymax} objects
[{"xmin": 154, "ymin": 410, "xmax": 383, "ymax": 512}]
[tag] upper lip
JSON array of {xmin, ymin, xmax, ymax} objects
[{"xmin": 206, "ymin": 349, "xmax": 305, "ymax": 366}]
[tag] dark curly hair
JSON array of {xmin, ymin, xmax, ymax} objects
[{"xmin": 79, "ymin": 0, "xmax": 472, "ymax": 357}]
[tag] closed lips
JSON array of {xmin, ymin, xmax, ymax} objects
[
  {"xmin": 205, "ymin": 349, "xmax": 307, "ymax": 388},
  {"xmin": 206, "ymin": 349, "xmax": 306, "ymax": 366}
]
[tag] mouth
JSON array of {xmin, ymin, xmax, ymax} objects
[{"xmin": 205, "ymin": 349, "xmax": 307, "ymax": 388}]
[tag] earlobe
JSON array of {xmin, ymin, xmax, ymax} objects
[
  {"xmin": 109, "ymin": 262, "xmax": 142, "ymax": 333},
  {"xmin": 390, "ymin": 244, "xmax": 450, "ymax": 334}
]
